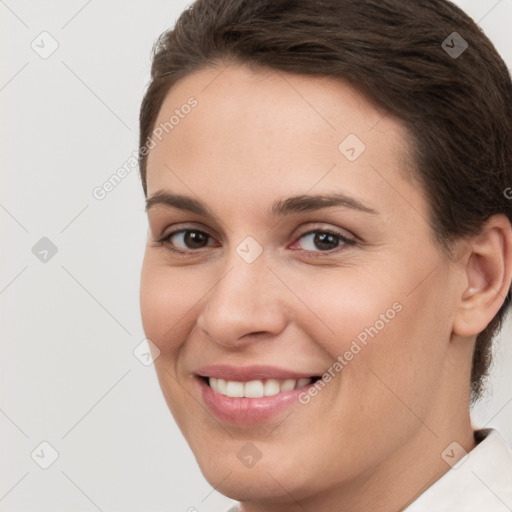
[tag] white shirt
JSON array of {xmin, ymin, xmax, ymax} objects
[
  {"xmin": 226, "ymin": 428, "xmax": 512, "ymax": 512},
  {"xmin": 406, "ymin": 428, "xmax": 512, "ymax": 511}
]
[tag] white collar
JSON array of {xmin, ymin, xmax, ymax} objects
[
  {"xmin": 405, "ymin": 428, "xmax": 512, "ymax": 511},
  {"xmin": 226, "ymin": 429, "xmax": 512, "ymax": 512}
]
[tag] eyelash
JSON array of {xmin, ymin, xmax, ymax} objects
[{"xmin": 156, "ymin": 227, "xmax": 356, "ymax": 257}]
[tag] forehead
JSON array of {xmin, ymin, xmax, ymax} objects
[
  {"xmin": 149, "ymin": 62, "xmax": 397, "ymax": 157},
  {"xmin": 145, "ymin": 63, "xmax": 425, "ymax": 223}
]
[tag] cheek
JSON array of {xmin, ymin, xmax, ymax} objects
[
  {"xmin": 294, "ymin": 270, "xmax": 404, "ymax": 356},
  {"xmin": 139, "ymin": 258, "xmax": 203, "ymax": 354},
  {"xmin": 338, "ymin": 275, "xmax": 453, "ymax": 423},
  {"xmin": 305, "ymin": 263, "xmax": 449, "ymax": 402}
]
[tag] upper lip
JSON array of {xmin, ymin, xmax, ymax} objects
[{"xmin": 195, "ymin": 364, "xmax": 320, "ymax": 382}]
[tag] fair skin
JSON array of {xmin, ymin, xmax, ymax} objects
[{"xmin": 140, "ymin": 62, "xmax": 512, "ymax": 512}]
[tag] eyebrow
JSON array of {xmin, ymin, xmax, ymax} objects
[{"xmin": 145, "ymin": 191, "xmax": 378, "ymax": 217}]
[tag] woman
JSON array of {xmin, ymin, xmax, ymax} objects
[{"xmin": 138, "ymin": 0, "xmax": 512, "ymax": 510}]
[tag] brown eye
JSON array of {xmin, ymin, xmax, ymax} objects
[
  {"xmin": 293, "ymin": 230, "xmax": 355, "ymax": 253},
  {"xmin": 161, "ymin": 230, "xmax": 212, "ymax": 251},
  {"xmin": 182, "ymin": 231, "xmax": 209, "ymax": 249}
]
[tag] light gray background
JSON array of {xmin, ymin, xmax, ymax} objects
[{"xmin": 1, "ymin": 1, "xmax": 511, "ymax": 511}]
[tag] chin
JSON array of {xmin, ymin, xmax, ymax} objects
[{"xmin": 194, "ymin": 444, "xmax": 319, "ymax": 503}]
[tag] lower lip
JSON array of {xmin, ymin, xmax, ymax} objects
[{"xmin": 197, "ymin": 377, "xmax": 312, "ymax": 424}]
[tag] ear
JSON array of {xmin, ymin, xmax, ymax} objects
[{"xmin": 453, "ymin": 214, "xmax": 512, "ymax": 338}]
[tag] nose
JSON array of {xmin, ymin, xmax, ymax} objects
[{"xmin": 196, "ymin": 254, "xmax": 288, "ymax": 348}]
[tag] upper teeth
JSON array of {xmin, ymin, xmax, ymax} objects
[{"xmin": 209, "ymin": 377, "xmax": 312, "ymax": 398}]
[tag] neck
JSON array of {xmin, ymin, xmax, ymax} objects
[{"xmin": 239, "ymin": 404, "xmax": 475, "ymax": 512}]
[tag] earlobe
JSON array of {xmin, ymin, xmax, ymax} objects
[{"xmin": 453, "ymin": 215, "xmax": 512, "ymax": 338}]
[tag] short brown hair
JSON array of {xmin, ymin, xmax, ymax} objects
[{"xmin": 138, "ymin": 0, "xmax": 512, "ymax": 403}]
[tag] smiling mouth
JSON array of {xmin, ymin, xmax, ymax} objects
[{"xmin": 201, "ymin": 376, "xmax": 321, "ymax": 398}]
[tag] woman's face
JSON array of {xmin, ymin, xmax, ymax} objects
[{"xmin": 140, "ymin": 63, "xmax": 468, "ymax": 505}]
